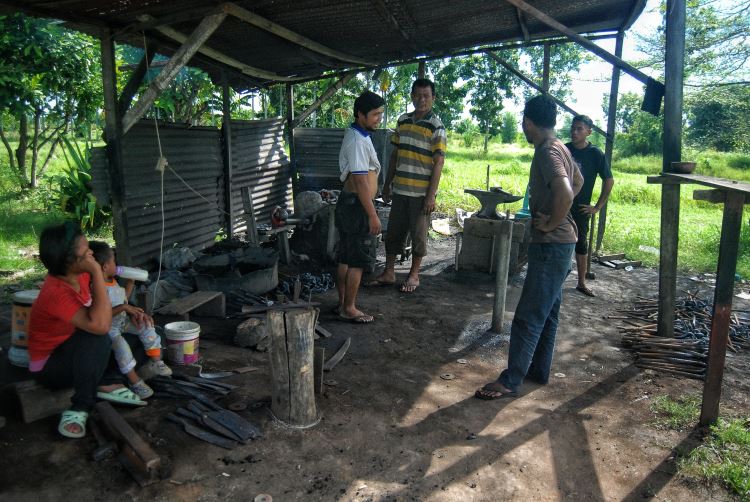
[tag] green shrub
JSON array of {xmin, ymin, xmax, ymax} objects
[{"xmin": 727, "ymin": 153, "xmax": 750, "ymax": 170}]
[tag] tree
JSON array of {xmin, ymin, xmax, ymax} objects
[
  {"xmin": 686, "ymin": 84, "xmax": 750, "ymax": 152},
  {"xmin": 604, "ymin": 91, "xmax": 663, "ymax": 157},
  {"xmin": 500, "ymin": 112, "xmax": 517, "ymax": 144},
  {"xmin": 0, "ymin": 14, "xmax": 101, "ymax": 189},
  {"xmin": 521, "ymin": 43, "xmax": 591, "ymax": 101},
  {"xmin": 428, "ymin": 58, "xmax": 471, "ymax": 130},
  {"xmin": 466, "ymin": 54, "xmax": 516, "ymax": 154},
  {"xmin": 635, "ymin": 0, "xmax": 750, "ymax": 85}
]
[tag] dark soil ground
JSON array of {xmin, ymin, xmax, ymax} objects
[{"xmin": 1, "ymin": 236, "xmax": 748, "ymax": 501}]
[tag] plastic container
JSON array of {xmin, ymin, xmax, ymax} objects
[
  {"xmin": 116, "ymin": 265, "xmax": 149, "ymax": 281},
  {"xmin": 164, "ymin": 321, "xmax": 200, "ymax": 365},
  {"xmin": 10, "ymin": 290, "xmax": 40, "ymax": 367}
]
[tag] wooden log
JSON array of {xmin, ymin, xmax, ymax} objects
[
  {"xmin": 12, "ymin": 380, "xmax": 74, "ymax": 423},
  {"xmin": 314, "ymin": 347, "xmax": 325, "ymax": 396},
  {"xmin": 267, "ymin": 308, "xmax": 318, "ymax": 427}
]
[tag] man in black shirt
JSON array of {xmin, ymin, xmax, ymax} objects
[{"xmin": 566, "ymin": 115, "xmax": 614, "ymax": 297}]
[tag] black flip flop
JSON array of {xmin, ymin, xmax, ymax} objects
[
  {"xmin": 576, "ymin": 285, "xmax": 595, "ymax": 297},
  {"xmin": 474, "ymin": 383, "xmax": 518, "ymax": 400}
]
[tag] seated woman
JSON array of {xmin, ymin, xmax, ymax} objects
[{"xmin": 28, "ymin": 222, "xmax": 146, "ymax": 439}]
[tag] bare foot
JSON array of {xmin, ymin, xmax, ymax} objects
[
  {"xmin": 97, "ymin": 383, "xmax": 125, "ymax": 393},
  {"xmin": 366, "ymin": 271, "xmax": 396, "ymax": 287},
  {"xmin": 400, "ymin": 276, "xmax": 419, "ymax": 293},
  {"xmin": 340, "ymin": 307, "xmax": 374, "ymax": 323}
]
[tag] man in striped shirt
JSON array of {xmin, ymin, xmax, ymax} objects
[{"xmin": 370, "ymin": 78, "xmax": 447, "ymax": 293}]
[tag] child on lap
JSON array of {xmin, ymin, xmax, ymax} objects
[{"xmin": 89, "ymin": 241, "xmax": 172, "ymax": 399}]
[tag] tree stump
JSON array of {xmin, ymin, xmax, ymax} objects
[{"xmin": 267, "ymin": 308, "xmax": 319, "ymax": 427}]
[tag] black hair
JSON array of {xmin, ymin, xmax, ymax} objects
[
  {"xmin": 38, "ymin": 221, "xmax": 83, "ymax": 276},
  {"xmin": 89, "ymin": 240, "xmax": 114, "ymax": 266},
  {"xmin": 353, "ymin": 90, "xmax": 385, "ymax": 119},
  {"xmin": 572, "ymin": 114, "xmax": 594, "ymax": 129},
  {"xmin": 411, "ymin": 78, "xmax": 435, "ymax": 96},
  {"xmin": 523, "ymin": 94, "xmax": 557, "ymax": 129}
]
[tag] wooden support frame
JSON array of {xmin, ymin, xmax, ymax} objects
[
  {"xmin": 286, "ymin": 83, "xmax": 298, "ymax": 196},
  {"xmin": 293, "ymin": 72, "xmax": 356, "ymax": 128},
  {"xmin": 122, "ymin": 12, "xmax": 227, "ymax": 134},
  {"xmin": 139, "ymin": 13, "xmax": 290, "ymax": 84},
  {"xmin": 224, "ymin": 2, "xmax": 370, "ymax": 66},
  {"xmin": 221, "ymin": 70, "xmax": 234, "ymax": 238},
  {"xmin": 503, "ymin": 0, "xmax": 660, "ymax": 90},
  {"xmin": 515, "ymin": 7, "xmax": 531, "ymax": 41},
  {"xmin": 101, "ymin": 28, "xmax": 132, "ymax": 265},
  {"xmin": 118, "ymin": 49, "xmax": 157, "ymax": 117},
  {"xmin": 657, "ymin": 0, "xmax": 686, "ymax": 338},
  {"xmin": 486, "ymin": 51, "xmax": 611, "ymax": 140}
]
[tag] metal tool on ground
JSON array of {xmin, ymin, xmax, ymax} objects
[
  {"xmin": 166, "ymin": 413, "xmax": 238, "ymax": 449},
  {"xmin": 89, "ymin": 417, "xmax": 117, "ymax": 461},
  {"xmin": 185, "ymin": 401, "xmax": 245, "ymax": 442},
  {"xmin": 464, "ymin": 187, "xmax": 524, "ymax": 219},
  {"xmin": 323, "ymin": 337, "xmax": 351, "ymax": 371},
  {"xmin": 585, "ymin": 212, "xmax": 596, "ymax": 280}
]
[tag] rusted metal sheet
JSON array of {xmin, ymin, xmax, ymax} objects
[
  {"xmin": 229, "ymin": 118, "xmax": 292, "ymax": 234},
  {"xmin": 294, "ymin": 128, "xmax": 394, "ymax": 192}
]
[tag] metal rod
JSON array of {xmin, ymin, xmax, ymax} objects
[{"xmin": 222, "ymin": 70, "xmax": 234, "ymax": 239}]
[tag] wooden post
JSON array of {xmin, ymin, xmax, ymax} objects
[
  {"xmin": 222, "ymin": 70, "xmax": 234, "ymax": 238},
  {"xmin": 596, "ymin": 31, "xmax": 624, "ymax": 253},
  {"xmin": 700, "ymin": 192, "xmax": 744, "ymax": 425},
  {"xmin": 490, "ymin": 220, "xmax": 513, "ymax": 334},
  {"xmin": 657, "ymin": 0, "xmax": 686, "ymax": 338},
  {"xmin": 241, "ymin": 186, "xmax": 259, "ymax": 244},
  {"xmin": 542, "ymin": 42, "xmax": 550, "ymax": 93},
  {"xmin": 101, "ymin": 28, "xmax": 132, "ymax": 265},
  {"xmin": 286, "ymin": 83, "xmax": 298, "ymax": 196},
  {"xmin": 267, "ymin": 308, "xmax": 319, "ymax": 427},
  {"xmin": 418, "ymin": 61, "xmax": 426, "ymax": 79}
]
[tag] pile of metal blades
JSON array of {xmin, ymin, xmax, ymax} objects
[
  {"xmin": 150, "ymin": 375, "xmax": 236, "ymax": 398},
  {"xmin": 618, "ymin": 294, "xmax": 750, "ymax": 380}
]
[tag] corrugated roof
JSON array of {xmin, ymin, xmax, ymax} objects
[{"xmin": 3, "ymin": 0, "xmax": 645, "ymax": 90}]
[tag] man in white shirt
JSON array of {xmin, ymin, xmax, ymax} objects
[{"xmin": 335, "ymin": 91, "xmax": 385, "ymax": 323}]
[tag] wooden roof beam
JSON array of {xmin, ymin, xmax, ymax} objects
[
  {"xmin": 122, "ymin": 12, "xmax": 227, "ymax": 134},
  {"xmin": 486, "ymin": 51, "xmax": 611, "ymax": 140},
  {"xmin": 118, "ymin": 47, "xmax": 157, "ymax": 117},
  {"xmin": 293, "ymin": 72, "xmax": 357, "ymax": 128},
  {"xmin": 503, "ymin": 0, "xmax": 659, "ymax": 89},
  {"xmin": 223, "ymin": 2, "xmax": 372, "ymax": 66},
  {"xmin": 515, "ymin": 7, "xmax": 530, "ymax": 42},
  {"xmin": 139, "ymin": 14, "xmax": 293, "ymax": 83}
]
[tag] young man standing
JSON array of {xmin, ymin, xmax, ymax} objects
[
  {"xmin": 476, "ymin": 95, "xmax": 583, "ymax": 400},
  {"xmin": 369, "ymin": 78, "xmax": 447, "ymax": 293},
  {"xmin": 566, "ymin": 115, "xmax": 614, "ymax": 297},
  {"xmin": 335, "ymin": 91, "xmax": 385, "ymax": 323}
]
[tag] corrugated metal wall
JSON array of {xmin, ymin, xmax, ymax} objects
[
  {"xmin": 294, "ymin": 128, "xmax": 394, "ymax": 192},
  {"xmin": 229, "ymin": 118, "xmax": 291, "ymax": 235},
  {"xmin": 91, "ymin": 119, "xmax": 293, "ymax": 268}
]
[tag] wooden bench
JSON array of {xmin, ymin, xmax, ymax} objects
[{"xmin": 154, "ymin": 290, "xmax": 225, "ymax": 320}]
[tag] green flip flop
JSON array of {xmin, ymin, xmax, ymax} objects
[
  {"xmin": 97, "ymin": 387, "xmax": 147, "ymax": 407},
  {"xmin": 58, "ymin": 409, "xmax": 88, "ymax": 438}
]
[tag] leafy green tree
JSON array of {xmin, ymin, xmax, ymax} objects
[
  {"xmin": 466, "ymin": 54, "xmax": 516, "ymax": 154},
  {"xmin": 605, "ymin": 91, "xmax": 663, "ymax": 157},
  {"xmin": 521, "ymin": 43, "xmax": 591, "ymax": 101},
  {"xmin": 0, "ymin": 14, "xmax": 101, "ymax": 189},
  {"xmin": 686, "ymin": 84, "xmax": 750, "ymax": 152},
  {"xmin": 428, "ymin": 58, "xmax": 471, "ymax": 130},
  {"xmin": 500, "ymin": 111, "xmax": 518, "ymax": 144}
]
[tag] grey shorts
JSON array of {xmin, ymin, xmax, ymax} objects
[{"xmin": 335, "ymin": 191, "xmax": 376, "ymax": 269}]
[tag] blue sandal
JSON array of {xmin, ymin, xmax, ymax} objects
[{"xmin": 58, "ymin": 410, "xmax": 88, "ymax": 438}]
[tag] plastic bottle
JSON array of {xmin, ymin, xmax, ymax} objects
[{"xmin": 115, "ymin": 265, "xmax": 149, "ymax": 281}]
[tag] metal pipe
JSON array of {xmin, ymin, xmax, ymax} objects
[{"xmin": 491, "ymin": 220, "xmax": 514, "ymax": 333}]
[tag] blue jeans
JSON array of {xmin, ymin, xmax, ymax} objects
[{"xmin": 498, "ymin": 242, "xmax": 574, "ymax": 393}]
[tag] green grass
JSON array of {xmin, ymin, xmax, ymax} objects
[
  {"xmin": 649, "ymin": 394, "xmax": 701, "ymax": 431},
  {"xmin": 439, "ymin": 138, "xmax": 750, "ymax": 278},
  {"xmin": 680, "ymin": 419, "xmax": 750, "ymax": 500}
]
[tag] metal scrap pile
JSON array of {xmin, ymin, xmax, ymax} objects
[{"xmin": 618, "ymin": 295, "xmax": 750, "ymax": 380}]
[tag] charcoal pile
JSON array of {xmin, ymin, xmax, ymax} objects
[{"xmin": 616, "ymin": 294, "xmax": 750, "ymax": 380}]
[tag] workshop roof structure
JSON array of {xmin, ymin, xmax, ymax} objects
[{"xmin": 2, "ymin": 0, "xmax": 646, "ymax": 90}]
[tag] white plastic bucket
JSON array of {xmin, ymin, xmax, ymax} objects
[
  {"xmin": 10, "ymin": 290, "xmax": 40, "ymax": 367},
  {"xmin": 164, "ymin": 321, "xmax": 200, "ymax": 365}
]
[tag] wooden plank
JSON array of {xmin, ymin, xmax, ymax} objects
[
  {"xmin": 95, "ymin": 401, "xmax": 160, "ymax": 470},
  {"xmin": 122, "ymin": 12, "xmax": 228, "ymax": 134},
  {"xmin": 693, "ymin": 190, "xmax": 747, "ymax": 204},
  {"xmin": 598, "ymin": 253, "xmax": 625, "ymax": 261},
  {"xmin": 155, "ymin": 291, "xmax": 224, "ymax": 316},
  {"xmin": 658, "ymin": 184, "xmax": 681, "ymax": 337},
  {"xmin": 241, "ymin": 301, "xmax": 321, "ymax": 314},
  {"xmin": 664, "ymin": 173, "xmax": 750, "ymax": 195},
  {"xmin": 225, "ymin": 3, "xmax": 370, "ymax": 65},
  {"xmin": 12, "ymin": 380, "xmax": 73, "ymax": 423},
  {"xmin": 314, "ymin": 347, "xmax": 325, "ymax": 395},
  {"xmin": 241, "ymin": 187, "xmax": 259, "ymax": 244},
  {"xmin": 647, "ymin": 175, "xmax": 686, "ymax": 185},
  {"xmin": 315, "ymin": 324, "xmax": 333, "ymax": 339}
]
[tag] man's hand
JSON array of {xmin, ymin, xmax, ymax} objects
[
  {"xmin": 533, "ymin": 212, "xmax": 554, "ymax": 233},
  {"xmin": 580, "ymin": 204, "xmax": 599, "ymax": 215},
  {"xmin": 381, "ymin": 185, "xmax": 391, "ymax": 204},
  {"xmin": 422, "ymin": 194, "xmax": 436, "ymax": 214},
  {"xmin": 368, "ymin": 214, "xmax": 382, "ymax": 235}
]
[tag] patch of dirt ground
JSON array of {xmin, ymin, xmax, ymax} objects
[{"xmin": 1, "ymin": 236, "xmax": 748, "ymax": 501}]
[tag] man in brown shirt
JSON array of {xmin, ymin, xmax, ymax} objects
[{"xmin": 476, "ymin": 94, "xmax": 582, "ymax": 399}]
